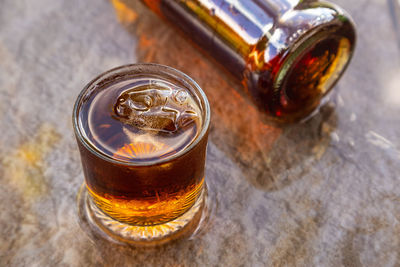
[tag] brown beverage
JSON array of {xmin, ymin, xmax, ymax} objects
[{"xmin": 74, "ymin": 64, "xmax": 210, "ymax": 226}]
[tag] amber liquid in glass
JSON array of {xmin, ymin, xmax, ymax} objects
[{"xmin": 76, "ymin": 78, "xmax": 207, "ymax": 226}]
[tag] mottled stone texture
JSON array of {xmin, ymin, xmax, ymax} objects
[{"xmin": 1, "ymin": 0, "xmax": 400, "ymax": 266}]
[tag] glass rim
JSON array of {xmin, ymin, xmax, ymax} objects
[{"xmin": 72, "ymin": 63, "xmax": 211, "ymax": 166}]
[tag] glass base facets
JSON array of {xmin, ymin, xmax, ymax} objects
[{"xmin": 77, "ymin": 183, "xmax": 209, "ymax": 247}]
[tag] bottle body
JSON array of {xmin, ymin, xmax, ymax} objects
[{"xmin": 142, "ymin": 0, "xmax": 356, "ymax": 122}]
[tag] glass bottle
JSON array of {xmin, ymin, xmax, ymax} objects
[{"xmin": 141, "ymin": 0, "xmax": 356, "ymax": 122}]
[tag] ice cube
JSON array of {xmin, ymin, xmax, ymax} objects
[{"xmin": 114, "ymin": 85, "xmax": 200, "ymax": 134}]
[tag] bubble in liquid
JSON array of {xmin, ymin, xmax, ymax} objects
[
  {"xmin": 174, "ymin": 90, "xmax": 188, "ymax": 104},
  {"xmin": 144, "ymin": 95, "xmax": 153, "ymax": 107}
]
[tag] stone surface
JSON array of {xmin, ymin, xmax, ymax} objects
[{"xmin": 1, "ymin": 0, "xmax": 400, "ymax": 266}]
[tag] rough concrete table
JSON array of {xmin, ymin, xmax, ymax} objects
[{"xmin": 1, "ymin": 0, "xmax": 400, "ymax": 266}]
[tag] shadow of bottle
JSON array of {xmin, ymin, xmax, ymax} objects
[{"xmin": 246, "ymin": 103, "xmax": 338, "ymax": 191}]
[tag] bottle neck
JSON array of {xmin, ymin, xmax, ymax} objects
[
  {"xmin": 144, "ymin": 0, "xmax": 356, "ymax": 122},
  {"xmin": 156, "ymin": 0, "xmax": 303, "ymax": 76}
]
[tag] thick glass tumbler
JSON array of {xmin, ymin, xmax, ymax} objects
[
  {"xmin": 140, "ymin": 0, "xmax": 356, "ymax": 122},
  {"xmin": 73, "ymin": 64, "xmax": 210, "ymax": 245}
]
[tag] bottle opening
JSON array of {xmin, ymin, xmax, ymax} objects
[{"xmin": 275, "ymin": 35, "xmax": 352, "ymax": 120}]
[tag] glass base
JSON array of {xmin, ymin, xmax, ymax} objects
[{"xmin": 77, "ymin": 183, "xmax": 209, "ymax": 247}]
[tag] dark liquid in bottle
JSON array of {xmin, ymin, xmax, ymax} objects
[
  {"xmin": 140, "ymin": 0, "xmax": 355, "ymax": 122},
  {"xmin": 266, "ymin": 36, "xmax": 352, "ymax": 119}
]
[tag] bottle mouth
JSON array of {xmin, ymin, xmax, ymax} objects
[{"xmin": 273, "ymin": 26, "xmax": 354, "ymax": 121}]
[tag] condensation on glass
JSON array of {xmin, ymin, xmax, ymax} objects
[{"xmin": 141, "ymin": 0, "xmax": 356, "ymax": 122}]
